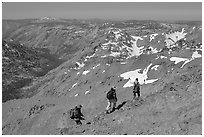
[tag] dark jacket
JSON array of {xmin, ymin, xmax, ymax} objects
[
  {"xmin": 70, "ymin": 108, "xmax": 84, "ymax": 119},
  {"xmin": 107, "ymin": 88, "xmax": 117, "ymax": 100},
  {"xmin": 133, "ymin": 81, "xmax": 140, "ymax": 93}
]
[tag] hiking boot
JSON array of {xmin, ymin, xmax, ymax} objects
[{"xmin": 86, "ymin": 122, "xmax": 91, "ymax": 125}]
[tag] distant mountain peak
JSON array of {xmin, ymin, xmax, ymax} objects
[{"xmin": 39, "ymin": 16, "xmax": 56, "ymax": 21}]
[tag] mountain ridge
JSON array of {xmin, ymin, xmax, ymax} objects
[{"xmin": 2, "ymin": 19, "xmax": 202, "ymax": 135}]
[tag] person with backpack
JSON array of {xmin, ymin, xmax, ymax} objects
[
  {"xmin": 70, "ymin": 105, "xmax": 85, "ymax": 125},
  {"xmin": 106, "ymin": 86, "xmax": 117, "ymax": 114},
  {"xmin": 131, "ymin": 78, "xmax": 140, "ymax": 99}
]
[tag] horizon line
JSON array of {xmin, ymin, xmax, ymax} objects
[{"xmin": 2, "ymin": 17, "xmax": 202, "ymax": 22}]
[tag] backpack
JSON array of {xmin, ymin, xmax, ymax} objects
[
  {"xmin": 70, "ymin": 108, "xmax": 83, "ymax": 119},
  {"xmin": 70, "ymin": 108, "xmax": 76, "ymax": 119},
  {"xmin": 106, "ymin": 89, "xmax": 115, "ymax": 99}
]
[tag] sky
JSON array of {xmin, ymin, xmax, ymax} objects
[{"xmin": 2, "ymin": 2, "xmax": 202, "ymax": 21}]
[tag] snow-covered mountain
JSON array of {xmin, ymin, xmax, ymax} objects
[{"xmin": 2, "ymin": 19, "xmax": 202, "ymax": 135}]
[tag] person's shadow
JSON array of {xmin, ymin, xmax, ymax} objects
[
  {"xmin": 116, "ymin": 101, "xmax": 127, "ymax": 110},
  {"xmin": 108, "ymin": 101, "xmax": 127, "ymax": 114}
]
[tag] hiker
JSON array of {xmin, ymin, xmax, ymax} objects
[
  {"xmin": 106, "ymin": 86, "xmax": 117, "ymax": 114},
  {"xmin": 132, "ymin": 78, "xmax": 140, "ymax": 99},
  {"xmin": 70, "ymin": 105, "xmax": 85, "ymax": 125}
]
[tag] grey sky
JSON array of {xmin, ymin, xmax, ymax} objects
[{"xmin": 2, "ymin": 2, "xmax": 202, "ymax": 21}]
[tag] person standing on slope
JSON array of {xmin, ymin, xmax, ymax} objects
[
  {"xmin": 129, "ymin": 78, "xmax": 140, "ymax": 99},
  {"xmin": 70, "ymin": 105, "xmax": 85, "ymax": 125},
  {"xmin": 106, "ymin": 86, "xmax": 117, "ymax": 114}
]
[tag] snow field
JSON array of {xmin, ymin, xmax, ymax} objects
[
  {"xmin": 170, "ymin": 51, "xmax": 202, "ymax": 68},
  {"xmin": 120, "ymin": 63, "xmax": 158, "ymax": 88}
]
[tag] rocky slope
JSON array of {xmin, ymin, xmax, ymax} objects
[
  {"xmin": 2, "ymin": 20, "xmax": 202, "ymax": 135},
  {"xmin": 3, "ymin": 18, "xmax": 100, "ymax": 60},
  {"xmin": 2, "ymin": 18, "xmax": 102, "ymax": 102},
  {"xmin": 2, "ymin": 19, "xmax": 36, "ymax": 38},
  {"xmin": 2, "ymin": 40, "xmax": 64, "ymax": 102}
]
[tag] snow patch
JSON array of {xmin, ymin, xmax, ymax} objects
[
  {"xmin": 76, "ymin": 62, "xmax": 85, "ymax": 69},
  {"xmin": 113, "ymin": 31, "xmax": 121, "ymax": 40},
  {"xmin": 85, "ymin": 90, "xmax": 90, "ymax": 95},
  {"xmin": 101, "ymin": 55, "xmax": 108, "ymax": 58},
  {"xmin": 64, "ymin": 72, "xmax": 68, "ymax": 74},
  {"xmin": 102, "ymin": 41, "xmax": 117, "ymax": 46},
  {"xmin": 131, "ymin": 36, "xmax": 144, "ymax": 56},
  {"xmin": 181, "ymin": 60, "xmax": 191, "ymax": 68},
  {"xmin": 75, "ymin": 30, "xmax": 84, "ymax": 33},
  {"xmin": 121, "ymin": 62, "xmax": 128, "ymax": 65},
  {"xmin": 93, "ymin": 64, "xmax": 100, "ymax": 69},
  {"xmin": 149, "ymin": 47, "xmax": 158, "ymax": 54},
  {"xmin": 145, "ymin": 79, "xmax": 158, "ymax": 84},
  {"xmin": 150, "ymin": 33, "xmax": 158, "ymax": 42},
  {"xmin": 86, "ymin": 53, "xmax": 95, "ymax": 59},
  {"xmin": 165, "ymin": 28, "xmax": 187, "ymax": 48},
  {"xmin": 120, "ymin": 63, "xmax": 158, "ymax": 87},
  {"xmin": 5, "ymin": 44, "xmax": 9, "ymax": 48},
  {"xmin": 72, "ymin": 83, "xmax": 77, "ymax": 88},
  {"xmin": 82, "ymin": 70, "xmax": 90, "ymax": 75},
  {"xmin": 170, "ymin": 57, "xmax": 188, "ymax": 64},
  {"xmin": 151, "ymin": 65, "xmax": 160, "ymax": 70},
  {"xmin": 171, "ymin": 51, "xmax": 201, "ymax": 68},
  {"xmin": 75, "ymin": 93, "xmax": 79, "ymax": 97},
  {"xmin": 101, "ymin": 45, "xmax": 108, "ymax": 50},
  {"xmin": 192, "ymin": 51, "xmax": 202, "ymax": 59},
  {"xmin": 156, "ymin": 55, "xmax": 167, "ymax": 59},
  {"xmin": 110, "ymin": 51, "xmax": 121, "ymax": 57},
  {"xmin": 161, "ymin": 55, "xmax": 167, "ymax": 59}
]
